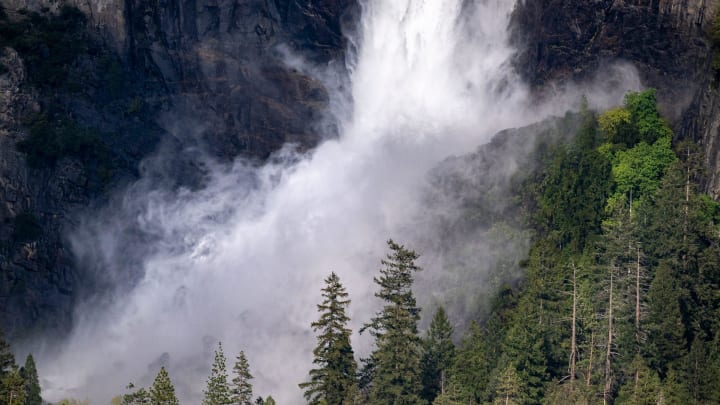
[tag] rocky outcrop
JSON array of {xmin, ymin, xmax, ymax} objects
[
  {"xmin": 511, "ymin": 0, "xmax": 720, "ymax": 197},
  {"xmin": 0, "ymin": 0, "xmax": 355, "ymax": 338},
  {"xmin": 0, "ymin": 47, "xmax": 76, "ymax": 335}
]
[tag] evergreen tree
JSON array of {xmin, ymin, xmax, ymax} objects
[
  {"xmin": 0, "ymin": 368, "xmax": 25, "ymax": 405},
  {"xmin": 203, "ymin": 343, "xmax": 232, "ymax": 405},
  {"xmin": 149, "ymin": 367, "xmax": 179, "ymax": 405},
  {"xmin": 660, "ymin": 368, "xmax": 690, "ymax": 404},
  {"xmin": 361, "ymin": 239, "xmax": 425, "ymax": 404},
  {"xmin": 20, "ymin": 354, "xmax": 41, "ymax": 405},
  {"xmin": 491, "ymin": 362, "xmax": 521, "ymax": 405},
  {"xmin": 263, "ymin": 396, "xmax": 275, "ymax": 405},
  {"xmin": 683, "ymin": 336, "xmax": 720, "ymax": 404},
  {"xmin": 299, "ymin": 272, "xmax": 357, "ymax": 404},
  {"xmin": 645, "ymin": 261, "xmax": 685, "ymax": 373},
  {"xmin": 122, "ymin": 383, "xmax": 150, "ymax": 405},
  {"xmin": 0, "ymin": 329, "xmax": 14, "ymax": 377},
  {"xmin": 231, "ymin": 351, "xmax": 253, "ymax": 405},
  {"xmin": 421, "ymin": 306, "xmax": 455, "ymax": 403},
  {"xmin": 447, "ymin": 323, "xmax": 491, "ymax": 404},
  {"xmin": 615, "ymin": 355, "xmax": 661, "ymax": 405},
  {"xmin": 500, "ymin": 316, "xmax": 548, "ymax": 403}
]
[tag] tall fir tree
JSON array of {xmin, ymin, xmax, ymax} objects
[
  {"xmin": 299, "ymin": 272, "xmax": 357, "ymax": 405},
  {"xmin": 361, "ymin": 239, "xmax": 425, "ymax": 404},
  {"xmin": 614, "ymin": 355, "xmax": 661, "ymax": 405},
  {"xmin": 447, "ymin": 323, "xmax": 492, "ymax": 404},
  {"xmin": 492, "ymin": 362, "xmax": 522, "ymax": 405},
  {"xmin": 203, "ymin": 343, "xmax": 232, "ymax": 405},
  {"xmin": 0, "ymin": 368, "xmax": 25, "ymax": 405},
  {"xmin": 644, "ymin": 260, "xmax": 686, "ymax": 374},
  {"xmin": 231, "ymin": 351, "xmax": 253, "ymax": 405},
  {"xmin": 20, "ymin": 354, "xmax": 41, "ymax": 405},
  {"xmin": 149, "ymin": 367, "xmax": 179, "ymax": 405},
  {"xmin": 421, "ymin": 306, "xmax": 456, "ymax": 403},
  {"xmin": 0, "ymin": 329, "xmax": 14, "ymax": 377},
  {"xmin": 122, "ymin": 383, "xmax": 150, "ymax": 405}
]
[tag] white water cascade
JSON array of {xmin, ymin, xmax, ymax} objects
[{"xmin": 36, "ymin": 0, "xmax": 633, "ymax": 403}]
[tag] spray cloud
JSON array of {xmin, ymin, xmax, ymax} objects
[{"xmin": 34, "ymin": 0, "xmax": 640, "ymax": 403}]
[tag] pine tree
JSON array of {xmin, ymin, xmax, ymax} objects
[
  {"xmin": 20, "ymin": 354, "xmax": 41, "ymax": 405},
  {"xmin": 203, "ymin": 343, "xmax": 232, "ymax": 405},
  {"xmin": 149, "ymin": 367, "xmax": 179, "ymax": 405},
  {"xmin": 492, "ymin": 362, "xmax": 521, "ymax": 405},
  {"xmin": 0, "ymin": 329, "xmax": 14, "ymax": 377},
  {"xmin": 361, "ymin": 239, "xmax": 425, "ymax": 404},
  {"xmin": 447, "ymin": 323, "xmax": 491, "ymax": 404},
  {"xmin": 299, "ymin": 272, "xmax": 357, "ymax": 404},
  {"xmin": 615, "ymin": 355, "xmax": 661, "ymax": 405},
  {"xmin": 1, "ymin": 368, "xmax": 26, "ymax": 405},
  {"xmin": 231, "ymin": 351, "xmax": 253, "ymax": 405},
  {"xmin": 122, "ymin": 383, "xmax": 150, "ymax": 405},
  {"xmin": 645, "ymin": 261, "xmax": 685, "ymax": 374},
  {"xmin": 660, "ymin": 367, "xmax": 690, "ymax": 404},
  {"xmin": 421, "ymin": 306, "xmax": 455, "ymax": 403}
]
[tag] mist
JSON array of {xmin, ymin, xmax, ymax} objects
[{"xmin": 32, "ymin": 0, "xmax": 640, "ymax": 403}]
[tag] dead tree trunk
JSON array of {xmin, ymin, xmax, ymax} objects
[
  {"xmin": 586, "ymin": 330, "xmax": 594, "ymax": 387},
  {"xmin": 604, "ymin": 267, "xmax": 614, "ymax": 405},
  {"xmin": 570, "ymin": 263, "xmax": 578, "ymax": 389}
]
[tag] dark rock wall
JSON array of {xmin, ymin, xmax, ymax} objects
[{"xmin": 0, "ymin": 0, "xmax": 355, "ymax": 338}]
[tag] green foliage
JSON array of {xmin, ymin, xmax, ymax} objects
[
  {"xmin": 362, "ymin": 240, "xmax": 426, "ymax": 404},
  {"xmin": 0, "ymin": 368, "xmax": 25, "ymax": 405},
  {"xmin": 420, "ymin": 307, "xmax": 456, "ymax": 403},
  {"xmin": 644, "ymin": 261, "xmax": 685, "ymax": 373},
  {"xmin": 660, "ymin": 368, "xmax": 691, "ymax": 404},
  {"xmin": 300, "ymin": 272, "xmax": 357, "ymax": 405},
  {"xmin": 451, "ymin": 89, "xmax": 720, "ymax": 404},
  {"xmin": 0, "ymin": 329, "xmax": 15, "ymax": 376},
  {"xmin": 683, "ymin": 336, "xmax": 720, "ymax": 404},
  {"xmin": 490, "ymin": 362, "xmax": 522, "ymax": 405},
  {"xmin": 57, "ymin": 399, "xmax": 90, "ymax": 405},
  {"xmin": 149, "ymin": 367, "xmax": 179, "ymax": 405},
  {"xmin": 598, "ymin": 106, "xmax": 632, "ymax": 144},
  {"xmin": 608, "ymin": 135, "xmax": 676, "ymax": 211},
  {"xmin": 615, "ymin": 355, "xmax": 662, "ymax": 405},
  {"xmin": 598, "ymin": 90, "xmax": 678, "ymax": 211},
  {"xmin": 231, "ymin": 351, "xmax": 253, "ymax": 405},
  {"xmin": 20, "ymin": 354, "xmax": 41, "ymax": 405},
  {"xmin": 122, "ymin": 383, "xmax": 150, "ymax": 405},
  {"xmin": 447, "ymin": 323, "xmax": 493, "ymax": 404},
  {"xmin": 534, "ymin": 121, "xmax": 612, "ymax": 251},
  {"xmin": 203, "ymin": 343, "xmax": 232, "ymax": 405},
  {"xmin": 624, "ymin": 90, "xmax": 673, "ymax": 144},
  {"xmin": 497, "ymin": 315, "xmax": 548, "ymax": 404}
]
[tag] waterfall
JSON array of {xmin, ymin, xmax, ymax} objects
[{"xmin": 40, "ymin": 1, "xmax": 539, "ymax": 403}]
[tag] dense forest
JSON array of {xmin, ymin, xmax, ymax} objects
[{"xmin": 1, "ymin": 90, "xmax": 719, "ymax": 404}]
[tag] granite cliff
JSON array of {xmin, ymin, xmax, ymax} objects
[
  {"xmin": 0, "ymin": 0, "xmax": 355, "ymax": 338},
  {"xmin": 2, "ymin": 0, "xmax": 720, "ymax": 342}
]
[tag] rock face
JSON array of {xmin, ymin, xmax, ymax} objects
[
  {"xmin": 0, "ymin": 0, "xmax": 355, "ymax": 338},
  {"xmin": 511, "ymin": 0, "xmax": 720, "ymax": 197}
]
